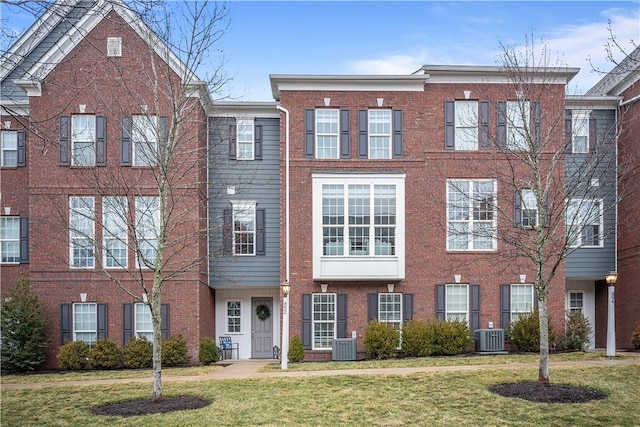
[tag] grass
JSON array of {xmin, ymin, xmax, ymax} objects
[{"xmin": 1, "ymin": 364, "xmax": 639, "ymax": 426}]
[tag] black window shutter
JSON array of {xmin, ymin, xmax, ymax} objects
[
  {"xmin": 337, "ymin": 294, "xmax": 347, "ymax": 338},
  {"xmin": 531, "ymin": 102, "xmax": 541, "ymax": 148},
  {"xmin": 444, "ymin": 101, "xmax": 455, "ymax": 150},
  {"xmin": 403, "ymin": 293, "xmax": 413, "ymax": 323},
  {"xmin": 496, "ymin": 102, "xmax": 507, "ymax": 147},
  {"xmin": 340, "ymin": 109, "xmax": 350, "ymax": 158},
  {"xmin": 367, "ymin": 293, "xmax": 378, "ymax": 322},
  {"xmin": 123, "ymin": 303, "xmax": 133, "ymax": 344},
  {"xmin": 121, "ymin": 116, "xmax": 132, "ymax": 166},
  {"xmin": 228, "ymin": 122, "xmax": 237, "ymax": 160},
  {"xmin": 479, "ymin": 101, "xmax": 490, "ymax": 150},
  {"xmin": 304, "ymin": 109, "xmax": 315, "ymax": 158},
  {"xmin": 60, "ymin": 303, "xmax": 72, "ymax": 344},
  {"xmin": 17, "ymin": 130, "xmax": 26, "ymax": 167},
  {"xmin": 160, "ymin": 116, "xmax": 168, "ymax": 151},
  {"xmin": 302, "ymin": 294, "xmax": 312, "ymax": 349},
  {"xmin": 255, "ymin": 208, "xmax": 266, "ymax": 255},
  {"xmin": 96, "ymin": 116, "xmax": 106, "ymax": 166},
  {"xmin": 357, "ymin": 110, "xmax": 368, "ymax": 158},
  {"xmin": 565, "ymin": 113, "xmax": 572, "ymax": 153},
  {"xmin": 59, "ymin": 116, "xmax": 70, "ymax": 166},
  {"xmin": 544, "ymin": 193, "xmax": 550, "ymax": 228},
  {"xmin": 19, "ymin": 217, "xmax": 29, "ymax": 263},
  {"xmin": 435, "ymin": 284, "xmax": 445, "ymax": 320},
  {"xmin": 589, "ymin": 117, "xmax": 597, "ymax": 153},
  {"xmin": 392, "ymin": 109, "xmax": 403, "ymax": 158},
  {"xmin": 254, "ymin": 124, "xmax": 263, "ymax": 160},
  {"xmin": 161, "ymin": 303, "xmax": 169, "ymax": 339},
  {"xmin": 514, "ymin": 190, "xmax": 522, "ymax": 226},
  {"xmin": 500, "ymin": 284, "xmax": 511, "ymax": 330},
  {"xmin": 223, "ymin": 208, "xmax": 232, "ymax": 255},
  {"xmin": 97, "ymin": 303, "xmax": 107, "ymax": 340},
  {"xmin": 470, "ymin": 285, "xmax": 480, "ymax": 332}
]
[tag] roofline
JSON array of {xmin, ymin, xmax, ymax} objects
[
  {"xmin": 565, "ymin": 95, "xmax": 621, "ymax": 109},
  {"xmin": 209, "ymin": 101, "xmax": 280, "ymax": 118},
  {"xmin": 416, "ymin": 64, "xmax": 580, "ymax": 83}
]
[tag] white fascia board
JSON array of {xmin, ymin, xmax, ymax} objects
[
  {"xmin": 270, "ymin": 75, "xmax": 427, "ymax": 101},
  {"xmin": 1, "ymin": 101, "xmax": 30, "ymax": 116},
  {"xmin": 565, "ymin": 95, "xmax": 621, "ymax": 110},
  {"xmin": 420, "ymin": 65, "xmax": 580, "ymax": 84},
  {"xmin": 209, "ymin": 102, "xmax": 280, "ymax": 118}
]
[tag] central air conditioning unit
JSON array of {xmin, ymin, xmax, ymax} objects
[
  {"xmin": 332, "ymin": 338, "xmax": 357, "ymax": 361},
  {"xmin": 474, "ymin": 329, "xmax": 505, "ymax": 352}
]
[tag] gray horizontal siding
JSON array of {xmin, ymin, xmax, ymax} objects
[
  {"xmin": 208, "ymin": 117, "xmax": 281, "ymax": 287},
  {"xmin": 565, "ymin": 109, "xmax": 617, "ymax": 278}
]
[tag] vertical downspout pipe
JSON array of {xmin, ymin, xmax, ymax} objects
[{"xmin": 277, "ymin": 104, "xmax": 290, "ymax": 369}]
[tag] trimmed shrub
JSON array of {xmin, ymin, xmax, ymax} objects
[
  {"xmin": 288, "ymin": 335, "xmax": 305, "ymax": 363},
  {"xmin": 0, "ymin": 276, "xmax": 49, "ymax": 372},
  {"xmin": 558, "ymin": 311, "xmax": 592, "ymax": 352},
  {"xmin": 401, "ymin": 320, "xmax": 435, "ymax": 357},
  {"xmin": 57, "ymin": 341, "xmax": 90, "ymax": 370},
  {"xmin": 89, "ymin": 339, "xmax": 122, "ymax": 369},
  {"xmin": 364, "ymin": 320, "xmax": 399, "ymax": 360},
  {"xmin": 432, "ymin": 320, "xmax": 473, "ymax": 356},
  {"xmin": 123, "ymin": 337, "xmax": 153, "ymax": 369},
  {"xmin": 199, "ymin": 337, "xmax": 219, "ymax": 365},
  {"xmin": 632, "ymin": 326, "xmax": 640, "ymax": 350},
  {"xmin": 509, "ymin": 311, "xmax": 556, "ymax": 353},
  {"xmin": 162, "ymin": 335, "xmax": 189, "ymax": 367}
]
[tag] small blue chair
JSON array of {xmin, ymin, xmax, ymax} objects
[{"xmin": 219, "ymin": 336, "xmax": 239, "ymax": 360}]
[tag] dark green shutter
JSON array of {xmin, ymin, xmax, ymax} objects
[
  {"xmin": 59, "ymin": 116, "xmax": 70, "ymax": 166},
  {"xmin": 445, "ymin": 101, "xmax": 455, "ymax": 150},
  {"xmin": 302, "ymin": 294, "xmax": 312, "ymax": 349},
  {"xmin": 121, "ymin": 116, "xmax": 132, "ymax": 166},
  {"xmin": 337, "ymin": 294, "xmax": 347, "ymax": 338}
]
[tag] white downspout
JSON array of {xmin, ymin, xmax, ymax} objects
[{"xmin": 276, "ymin": 104, "xmax": 290, "ymax": 369}]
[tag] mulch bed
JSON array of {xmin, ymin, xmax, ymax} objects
[
  {"xmin": 489, "ymin": 382, "xmax": 607, "ymax": 403},
  {"xmin": 92, "ymin": 396, "xmax": 212, "ymax": 417}
]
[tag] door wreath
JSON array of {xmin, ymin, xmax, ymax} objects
[{"xmin": 256, "ymin": 304, "xmax": 271, "ymax": 321}]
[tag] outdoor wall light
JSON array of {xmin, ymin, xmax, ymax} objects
[
  {"xmin": 281, "ymin": 280, "xmax": 290, "ymax": 297},
  {"xmin": 605, "ymin": 271, "xmax": 618, "ymax": 286}
]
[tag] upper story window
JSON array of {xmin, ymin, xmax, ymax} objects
[
  {"xmin": 446, "ymin": 180, "xmax": 496, "ymax": 251},
  {"xmin": 445, "ymin": 284, "xmax": 469, "ymax": 323},
  {"xmin": 567, "ymin": 199, "xmax": 603, "ymax": 248},
  {"xmin": 1, "ymin": 130, "xmax": 26, "ymax": 167},
  {"xmin": 69, "ymin": 196, "xmax": 95, "ymax": 268},
  {"xmin": 511, "ymin": 284, "xmax": 534, "ymax": 321},
  {"xmin": 71, "ymin": 115, "xmax": 96, "ymax": 166},
  {"xmin": 236, "ymin": 120, "xmax": 254, "ymax": 160},
  {"xmin": 572, "ymin": 110, "xmax": 590, "ymax": 153},
  {"xmin": 506, "ymin": 100, "xmax": 530, "ymax": 151},
  {"xmin": 368, "ymin": 110, "xmax": 392, "ymax": 159},
  {"xmin": 232, "ymin": 201, "xmax": 256, "ymax": 255},
  {"xmin": 521, "ymin": 189, "xmax": 538, "ymax": 227},
  {"xmin": 135, "ymin": 196, "xmax": 159, "ymax": 268},
  {"xmin": 305, "ymin": 109, "xmax": 349, "ymax": 159},
  {"xmin": 0, "ymin": 217, "xmax": 20, "ymax": 263},
  {"xmin": 316, "ymin": 109, "xmax": 339, "ymax": 159},
  {"xmin": 132, "ymin": 115, "xmax": 159, "ymax": 166},
  {"xmin": 103, "ymin": 196, "xmax": 128, "ymax": 268},
  {"xmin": 455, "ymin": 101, "xmax": 478, "ymax": 150}
]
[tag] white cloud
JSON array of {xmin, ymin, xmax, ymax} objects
[{"xmin": 346, "ymin": 52, "xmax": 430, "ymax": 75}]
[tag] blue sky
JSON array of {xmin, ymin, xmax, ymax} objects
[{"xmin": 2, "ymin": 1, "xmax": 639, "ymax": 101}]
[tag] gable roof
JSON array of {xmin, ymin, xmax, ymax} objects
[{"xmin": 586, "ymin": 46, "xmax": 640, "ymax": 96}]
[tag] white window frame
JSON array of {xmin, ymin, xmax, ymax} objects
[
  {"xmin": 73, "ymin": 302, "xmax": 97, "ymax": 345},
  {"xmin": 368, "ymin": 110, "xmax": 392, "ymax": 159},
  {"xmin": 135, "ymin": 303, "xmax": 153, "ymax": 341},
  {"xmin": 132, "ymin": 115, "xmax": 159, "ymax": 166},
  {"xmin": 455, "ymin": 101, "xmax": 478, "ymax": 150},
  {"xmin": 231, "ymin": 201, "xmax": 256, "ymax": 256},
  {"xmin": 312, "ymin": 293, "xmax": 336, "ymax": 350},
  {"xmin": 511, "ymin": 284, "xmax": 534, "ymax": 322},
  {"xmin": 568, "ymin": 292, "xmax": 584, "ymax": 314},
  {"xmin": 1, "ymin": 130, "xmax": 18, "ymax": 167},
  {"xmin": 506, "ymin": 100, "xmax": 530, "ymax": 151},
  {"xmin": 572, "ymin": 110, "xmax": 590, "ymax": 154},
  {"xmin": 446, "ymin": 179, "xmax": 497, "ymax": 251},
  {"xmin": 521, "ymin": 189, "xmax": 538, "ymax": 228},
  {"xmin": 103, "ymin": 196, "xmax": 128, "ymax": 269},
  {"xmin": 567, "ymin": 198, "xmax": 603, "ymax": 248},
  {"xmin": 378, "ymin": 293, "xmax": 402, "ymax": 330},
  {"xmin": 71, "ymin": 115, "xmax": 96, "ymax": 166},
  {"xmin": 236, "ymin": 119, "xmax": 254, "ymax": 160},
  {"xmin": 445, "ymin": 284, "xmax": 469, "ymax": 324},
  {"xmin": 106, "ymin": 37, "xmax": 122, "ymax": 57},
  {"xmin": 316, "ymin": 109, "xmax": 339, "ymax": 159},
  {"xmin": 70, "ymin": 196, "xmax": 95, "ymax": 268},
  {"xmin": 0, "ymin": 217, "xmax": 20, "ymax": 263},
  {"xmin": 135, "ymin": 196, "xmax": 159, "ymax": 268},
  {"xmin": 226, "ymin": 300, "xmax": 242, "ymax": 334}
]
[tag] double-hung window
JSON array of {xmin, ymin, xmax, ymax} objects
[
  {"xmin": 0, "ymin": 217, "xmax": 20, "ymax": 263},
  {"xmin": 70, "ymin": 196, "xmax": 95, "ymax": 268},
  {"xmin": 227, "ymin": 301, "xmax": 241, "ymax": 333},
  {"xmin": 103, "ymin": 196, "xmax": 128, "ymax": 268},
  {"xmin": 1, "ymin": 130, "xmax": 18, "ymax": 166},
  {"xmin": 312, "ymin": 293, "xmax": 336, "ymax": 350},
  {"xmin": 572, "ymin": 110, "xmax": 590, "ymax": 153},
  {"xmin": 316, "ymin": 109, "xmax": 339, "ymax": 159},
  {"xmin": 521, "ymin": 189, "xmax": 538, "ymax": 227},
  {"xmin": 71, "ymin": 115, "xmax": 96, "ymax": 166},
  {"xmin": 506, "ymin": 100, "xmax": 530, "ymax": 151},
  {"xmin": 135, "ymin": 196, "xmax": 159, "ymax": 268},
  {"xmin": 567, "ymin": 199, "xmax": 603, "ymax": 248},
  {"xmin": 447, "ymin": 180, "xmax": 496, "ymax": 250},
  {"xmin": 378, "ymin": 293, "xmax": 402, "ymax": 331},
  {"xmin": 132, "ymin": 115, "xmax": 159, "ymax": 166},
  {"xmin": 455, "ymin": 101, "xmax": 478, "ymax": 150},
  {"xmin": 236, "ymin": 119, "xmax": 254, "ymax": 160},
  {"xmin": 232, "ymin": 202, "xmax": 256, "ymax": 255},
  {"xmin": 73, "ymin": 303, "xmax": 97, "ymax": 345},
  {"xmin": 445, "ymin": 284, "xmax": 469, "ymax": 323},
  {"xmin": 511, "ymin": 284, "xmax": 534, "ymax": 321},
  {"xmin": 368, "ymin": 110, "xmax": 392, "ymax": 159},
  {"xmin": 135, "ymin": 303, "xmax": 153, "ymax": 341},
  {"xmin": 568, "ymin": 292, "xmax": 583, "ymax": 314}
]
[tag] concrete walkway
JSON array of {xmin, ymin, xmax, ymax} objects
[{"xmin": 3, "ymin": 353, "xmax": 640, "ymax": 390}]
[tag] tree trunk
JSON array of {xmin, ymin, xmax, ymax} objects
[
  {"xmin": 538, "ymin": 297, "xmax": 550, "ymax": 386},
  {"xmin": 151, "ymin": 287, "xmax": 163, "ymax": 401}
]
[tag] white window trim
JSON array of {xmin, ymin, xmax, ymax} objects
[
  {"xmin": 106, "ymin": 37, "xmax": 122, "ymax": 57},
  {"xmin": 567, "ymin": 198, "xmax": 603, "ymax": 248},
  {"xmin": 312, "ymin": 293, "xmax": 336, "ymax": 351},
  {"xmin": 0, "ymin": 216, "xmax": 20, "ymax": 264},
  {"xmin": 132, "ymin": 115, "xmax": 159, "ymax": 167},
  {"xmin": 378, "ymin": 292, "xmax": 403, "ymax": 327},
  {"xmin": 73, "ymin": 302, "xmax": 97, "ymax": 345},
  {"xmin": 71, "ymin": 115, "xmax": 96, "ymax": 167},
  {"xmin": 506, "ymin": 100, "xmax": 530, "ymax": 151},
  {"xmin": 1, "ymin": 130, "xmax": 18, "ymax": 167},
  {"xmin": 568, "ymin": 291, "xmax": 584, "ymax": 314},
  {"xmin": 510, "ymin": 284, "xmax": 534, "ymax": 322},
  {"xmin": 103, "ymin": 196, "xmax": 128, "ymax": 269},
  {"xmin": 236, "ymin": 119, "xmax": 255, "ymax": 160},
  {"xmin": 455, "ymin": 101, "xmax": 478, "ymax": 150},
  {"xmin": 231, "ymin": 200, "xmax": 257, "ymax": 256},
  {"xmin": 226, "ymin": 300, "xmax": 242, "ymax": 334},
  {"xmin": 315, "ymin": 108, "xmax": 339, "ymax": 159},
  {"xmin": 134, "ymin": 302, "xmax": 153, "ymax": 341},
  {"xmin": 135, "ymin": 196, "xmax": 160, "ymax": 269},
  {"xmin": 445, "ymin": 284, "xmax": 469, "ymax": 325},
  {"xmin": 572, "ymin": 110, "xmax": 590, "ymax": 154},
  {"xmin": 368, "ymin": 109, "xmax": 392, "ymax": 159},
  {"xmin": 521, "ymin": 189, "xmax": 538, "ymax": 228},
  {"xmin": 446, "ymin": 179, "xmax": 497, "ymax": 251},
  {"xmin": 69, "ymin": 196, "xmax": 95, "ymax": 269}
]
